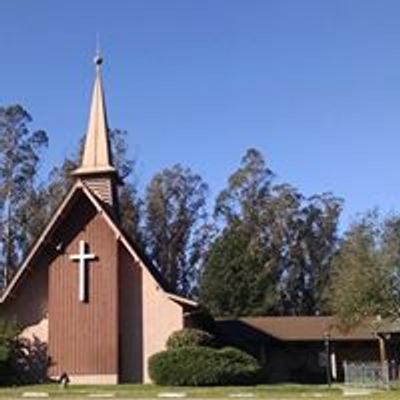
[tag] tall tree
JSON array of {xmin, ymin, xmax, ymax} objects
[
  {"xmin": 0, "ymin": 105, "xmax": 48, "ymax": 284},
  {"xmin": 200, "ymin": 148, "xmax": 342, "ymax": 317},
  {"xmin": 275, "ymin": 189, "xmax": 342, "ymax": 315},
  {"xmin": 328, "ymin": 211, "xmax": 400, "ymax": 328},
  {"xmin": 201, "ymin": 149, "xmax": 278, "ymax": 316},
  {"xmin": 144, "ymin": 164, "xmax": 209, "ymax": 297}
]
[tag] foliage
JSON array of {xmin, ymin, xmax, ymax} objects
[
  {"xmin": 200, "ymin": 148, "xmax": 342, "ymax": 317},
  {"xmin": 200, "ymin": 222, "xmax": 272, "ymax": 317},
  {"xmin": 0, "ymin": 319, "xmax": 19, "ymax": 385},
  {"xmin": 166, "ymin": 328, "xmax": 216, "ymax": 350},
  {"xmin": 185, "ymin": 305, "xmax": 217, "ymax": 333},
  {"xmin": 149, "ymin": 346, "xmax": 261, "ymax": 386},
  {"xmin": 17, "ymin": 157, "xmax": 77, "ymax": 261},
  {"xmin": 0, "ymin": 320, "xmax": 49, "ymax": 385},
  {"xmin": 119, "ymin": 180, "xmax": 143, "ymax": 245},
  {"xmin": 109, "ymin": 129, "xmax": 143, "ymax": 244},
  {"xmin": 328, "ymin": 211, "xmax": 400, "ymax": 327},
  {"xmin": 9, "ymin": 337, "xmax": 49, "ymax": 384},
  {"xmin": 144, "ymin": 164, "xmax": 211, "ymax": 296},
  {"xmin": 0, "ymin": 105, "xmax": 48, "ymax": 284},
  {"xmin": 0, "ymin": 319, "xmax": 18, "ymax": 362}
]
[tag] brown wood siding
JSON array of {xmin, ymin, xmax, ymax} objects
[
  {"xmin": 118, "ymin": 243, "xmax": 143, "ymax": 382},
  {"xmin": 48, "ymin": 197, "xmax": 119, "ymax": 376}
]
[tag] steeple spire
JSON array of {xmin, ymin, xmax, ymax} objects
[
  {"xmin": 72, "ymin": 52, "xmax": 119, "ymax": 212},
  {"xmin": 74, "ymin": 52, "xmax": 115, "ymax": 175}
]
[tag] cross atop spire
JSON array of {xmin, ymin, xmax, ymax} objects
[{"xmin": 72, "ymin": 52, "xmax": 120, "ymax": 212}]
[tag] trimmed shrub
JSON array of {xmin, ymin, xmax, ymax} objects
[
  {"xmin": 166, "ymin": 328, "xmax": 216, "ymax": 350},
  {"xmin": 216, "ymin": 347, "xmax": 262, "ymax": 383},
  {"xmin": 149, "ymin": 346, "xmax": 261, "ymax": 386}
]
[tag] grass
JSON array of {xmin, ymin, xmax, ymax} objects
[{"xmin": 0, "ymin": 384, "xmax": 399, "ymax": 399}]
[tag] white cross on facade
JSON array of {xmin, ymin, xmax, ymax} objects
[{"xmin": 69, "ymin": 240, "xmax": 96, "ymax": 302}]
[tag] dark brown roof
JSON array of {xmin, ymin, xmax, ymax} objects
[{"xmin": 219, "ymin": 316, "xmax": 380, "ymax": 341}]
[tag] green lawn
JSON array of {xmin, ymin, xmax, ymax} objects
[{"xmin": 0, "ymin": 384, "xmax": 399, "ymax": 399}]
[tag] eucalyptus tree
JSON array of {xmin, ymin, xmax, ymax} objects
[
  {"xmin": 200, "ymin": 148, "xmax": 342, "ymax": 317},
  {"xmin": 144, "ymin": 164, "xmax": 210, "ymax": 297},
  {"xmin": 0, "ymin": 105, "xmax": 48, "ymax": 283}
]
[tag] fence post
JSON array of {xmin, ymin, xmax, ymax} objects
[
  {"xmin": 343, "ymin": 361, "xmax": 348, "ymax": 386},
  {"xmin": 383, "ymin": 360, "xmax": 389, "ymax": 390},
  {"xmin": 361, "ymin": 363, "xmax": 365, "ymax": 385}
]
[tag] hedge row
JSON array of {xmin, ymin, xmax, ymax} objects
[{"xmin": 149, "ymin": 346, "xmax": 261, "ymax": 386}]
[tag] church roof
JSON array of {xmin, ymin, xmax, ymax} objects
[
  {"xmin": 72, "ymin": 55, "xmax": 116, "ymax": 176},
  {"xmin": 0, "ymin": 181, "xmax": 196, "ymax": 308}
]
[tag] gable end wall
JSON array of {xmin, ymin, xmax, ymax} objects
[{"xmin": 48, "ymin": 200, "xmax": 119, "ymax": 380}]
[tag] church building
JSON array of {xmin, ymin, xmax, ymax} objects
[{"xmin": 0, "ymin": 55, "xmax": 196, "ymax": 384}]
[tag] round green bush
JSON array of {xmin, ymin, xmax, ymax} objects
[
  {"xmin": 166, "ymin": 328, "xmax": 216, "ymax": 350},
  {"xmin": 149, "ymin": 346, "xmax": 261, "ymax": 386}
]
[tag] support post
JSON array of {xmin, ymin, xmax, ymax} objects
[
  {"xmin": 324, "ymin": 333, "xmax": 331, "ymax": 387},
  {"xmin": 378, "ymin": 335, "xmax": 387, "ymax": 365}
]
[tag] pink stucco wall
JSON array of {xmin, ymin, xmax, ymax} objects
[{"xmin": 141, "ymin": 268, "xmax": 184, "ymax": 382}]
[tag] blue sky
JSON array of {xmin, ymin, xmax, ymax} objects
[{"xmin": 1, "ymin": 0, "xmax": 400, "ymax": 229}]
